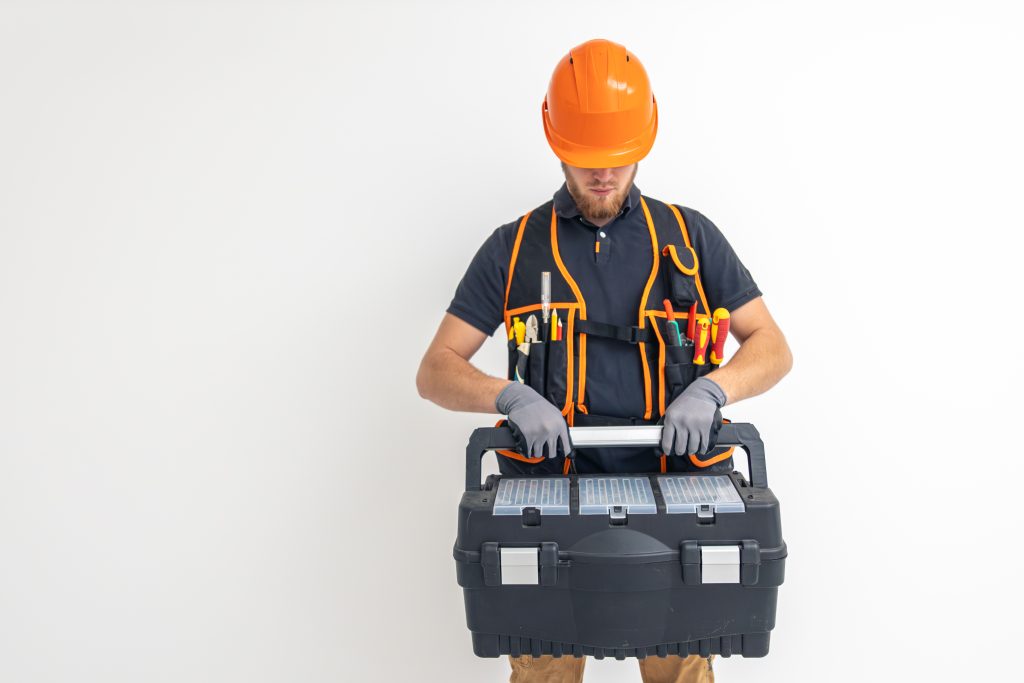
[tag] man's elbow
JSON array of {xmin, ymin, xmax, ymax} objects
[
  {"xmin": 776, "ymin": 333, "xmax": 794, "ymax": 378},
  {"xmin": 751, "ymin": 325, "xmax": 793, "ymax": 380},
  {"xmin": 415, "ymin": 355, "xmax": 435, "ymax": 401}
]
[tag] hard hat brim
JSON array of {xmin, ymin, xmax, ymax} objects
[{"xmin": 542, "ymin": 99, "xmax": 658, "ymax": 169}]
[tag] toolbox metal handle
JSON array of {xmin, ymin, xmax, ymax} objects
[{"xmin": 464, "ymin": 423, "xmax": 768, "ymax": 491}]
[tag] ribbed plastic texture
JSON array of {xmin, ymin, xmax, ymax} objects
[
  {"xmin": 472, "ymin": 632, "xmax": 770, "ymax": 660},
  {"xmin": 493, "ymin": 477, "xmax": 570, "ymax": 516},
  {"xmin": 578, "ymin": 476, "xmax": 656, "ymax": 515}
]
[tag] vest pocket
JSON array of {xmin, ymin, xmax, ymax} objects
[
  {"xmin": 543, "ymin": 337, "xmax": 568, "ymax": 409},
  {"xmin": 662, "ymin": 244, "xmax": 701, "ymax": 309},
  {"xmin": 663, "ymin": 342, "xmax": 695, "ymax": 404},
  {"xmin": 507, "ymin": 337, "xmax": 566, "ymax": 410},
  {"xmin": 507, "ymin": 339, "xmax": 529, "ymax": 384},
  {"xmin": 507, "ymin": 340, "xmax": 544, "ymax": 394},
  {"xmin": 526, "ymin": 339, "xmax": 548, "ymax": 396},
  {"xmin": 504, "ymin": 308, "xmax": 573, "ymax": 411}
]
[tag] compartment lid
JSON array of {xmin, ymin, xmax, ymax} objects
[
  {"xmin": 493, "ymin": 477, "xmax": 570, "ymax": 516},
  {"xmin": 578, "ymin": 476, "xmax": 657, "ymax": 515},
  {"xmin": 657, "ymin": 475, "xmax": 744, "ymax": 514}
]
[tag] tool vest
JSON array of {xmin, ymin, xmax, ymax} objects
[{"xmin": 500, "ymin": 195, "xmax": 735, "ymax": 474}]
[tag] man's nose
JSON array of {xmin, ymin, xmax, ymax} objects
[{"xmin": 591, "ymin": 168, "xmax": 614, "ymax": 183}]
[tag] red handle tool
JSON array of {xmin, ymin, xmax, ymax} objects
[
  {"xmin": 686, "ymin": 302, "xmax": 697, "ymax": 340},
  {"xmin": 693, "ymin": 317, "xmax": 711, "ymax": 365},
  {"xmin": 710, "ymin": 308, "xmax": 730, "ymax": 365},
  {"xmin": 662, "ymin": 299, "xmax": 682, "ymax": 346}
]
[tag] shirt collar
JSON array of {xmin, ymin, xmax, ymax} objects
[{"xmin": 553, "ymin": 182, "xmax": 642, "ymax": 224}]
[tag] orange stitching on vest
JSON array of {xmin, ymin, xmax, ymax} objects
[
  {"xmin": 649, "ymin": 311, "xmax": 667, "ymax": 418},
  {"xmin": 562, "ymin": 307, "xmax": 576, "ymax": 416},
  {"xmin": 550, "ymin": 206, "xmax": 588, "ymax": 414},
  {"xmin": 505, "ymin": 302, "xmax": 577, "ymax": 321},
  {"xmin": 662, "ymin": 243, "xmax": 699, "ymax": 275},
  {"xmin": 688, "ymin": 448, "xmax": 736, "ymax": 468},
  {"xmin": 493, "ymin": 419, "xmax": 545, "ymax": 463},
  {"xmin": 666, "ymin": 203, "xmax": 711, "ymax": 316},
  {"xmin": 637, "ymin": 197, "xmax": 660, "ymax": 420},
  {"xmin": 503, "ymin": 212, "xmax": 531, "ymax": 337}
]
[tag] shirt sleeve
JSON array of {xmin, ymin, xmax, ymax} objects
[
  {"xmin": 681, "ymin": 207, "xmax": 763, "ymax": 312},
  {"xmin": 445, "ymin": 222, "xmax": 518, "ymax": 336}
]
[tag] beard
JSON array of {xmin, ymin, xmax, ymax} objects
[{"xmin": 562, "ymin": 163, "xmax": 639, "ymax": 222}]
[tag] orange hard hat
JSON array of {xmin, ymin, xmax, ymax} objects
[{"xmin": 542, "ymin": 39, "xmax": 658, "ymax": 168}]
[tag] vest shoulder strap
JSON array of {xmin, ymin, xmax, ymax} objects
[
  {"xmin": 642, "ymin": 196, "xmax": 691, "ymax": 251},
  {"xmin": 504, "ymin": 201, "xmax": 578, "ymax": 318}
]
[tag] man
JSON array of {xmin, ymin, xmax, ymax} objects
[{"xmin": 417, "ymin": 38, "xmax": 792, "ymax": 683}]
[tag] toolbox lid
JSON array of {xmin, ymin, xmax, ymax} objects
[
  {"xmin": 493, "ymin": 478, "xmax": 570, "ymax": 516},
  {"xmin": 657, "ymin": 475, "xmax": 745, "ymax": 514},
  {"xmin": 579, "ymin": 476, "xmax": 657, "ymax": 515}
]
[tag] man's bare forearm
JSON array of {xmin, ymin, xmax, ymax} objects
[
  {"xmin": 416, "ymin": 347, "xmax": 511, "ymax": 413},
  {"xmin": 706, "ymin": 328, "xmax": 793, "ymax": 405}
]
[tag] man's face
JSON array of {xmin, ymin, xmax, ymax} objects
[{"xmin": 561, "ymin": 162, "xmax": 638, "ymax": 222}]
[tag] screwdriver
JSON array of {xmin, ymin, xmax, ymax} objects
[
  {"xmin": 686, "ymin": 302, "xmax": 697, "ymax": 341},
  {"xmin": 662, "ymin": 299, "xmax": 682, "ymax": 346},
  {"xmin": 693, "ymin": 317, "xmax": 711, "ymax": 365},
  {"xmin": 513, "ymin": 317, "xmax": 526, "ymax": 345},
  {"xmin": 710, "ymin": 308, "xmax": 731, "ymax": 365}
]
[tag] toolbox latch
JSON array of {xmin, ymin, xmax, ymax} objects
[
  {"xmin": 609, "ymin": 505, "xmax": 627, "ymax": 526},
  {"xmin": 500, "ymin": 547, "xmax": 539, "ymax": 585},
  {"xmin": 701, "ymin": 545, "xmax": 741, "ymax": 584},
  {"xmin": 696, "ymin": 504, "xmax": 715, "ymax": 524},
  {"xmin": 681, "ymin": 540, "xmax": 761, "ymax": 586},
  {"xmin": 485, "ymin": 542, "xmax": 559, "ymax": 587}
]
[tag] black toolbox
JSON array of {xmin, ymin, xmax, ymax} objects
[{"xmin": 453, "ymin": 423, "xmax": 786, "ymax": 660}]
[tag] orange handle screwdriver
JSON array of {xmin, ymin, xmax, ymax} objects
[
  {"xmin": 693, "ymin": 317, "xmax": 711, "ymax": 365},
  {"xmin": 710, "ymin": 308, "xmax": 731, "ymax": 365},
  {"xmin": 662, "ymin": 299, "xmax": 683, "ymax": 346}
]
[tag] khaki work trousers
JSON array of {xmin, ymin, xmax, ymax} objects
[{"xmin": 508, "ymin": 654, "xmax": 714, "ymax": 683}]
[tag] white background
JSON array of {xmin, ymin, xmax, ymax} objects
[{"xmin": 1, "ymin": 1, "xmax": 1022, "ymax": 681}]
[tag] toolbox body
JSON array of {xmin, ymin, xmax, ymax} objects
[{"xmin": 454, "ymin": 424, "xmax": 786, "ymax": 660}]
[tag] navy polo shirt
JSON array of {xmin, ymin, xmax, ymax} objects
[{"xmin": 447, "ymin": 182, "xmax": 762, "ymax": 419}]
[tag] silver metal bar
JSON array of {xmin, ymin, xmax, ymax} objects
[{"xmin": 568, "ymin": 425, "xmax": 663, "ymax": 447}]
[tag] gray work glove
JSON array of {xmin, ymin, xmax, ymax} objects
[
  {"xmin": 495, "ymin": 382, "xmax": 572, "ymax": 459},
  {"xmin": 661, "ymin": 377, "xmax": 727, "ymax": 456}
]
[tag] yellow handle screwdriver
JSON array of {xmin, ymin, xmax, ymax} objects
[
  {"xmin": 693, "ymin": 317, "xmax": 711, "ymax": 365},
  {"xmin": 710, "ymin": 308, "xmax": 731, "ymax": 365}
]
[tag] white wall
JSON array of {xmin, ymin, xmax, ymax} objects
[{"xmin": 1, "ymin": 1, "xmax": 1021, "ymax": 681}]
